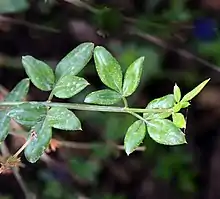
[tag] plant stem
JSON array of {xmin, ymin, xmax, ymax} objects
[
  {"xmin": 122, "ymin": 97, "xmax": 128, "ymax": 107},
  {"xmin": 0, "ymin": 101, "xmax": 172, "ymax": 114}
]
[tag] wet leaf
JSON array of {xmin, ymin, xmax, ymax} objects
[
  {"xmin": 55, "ymin": 43, "xmax": 94, "ymax": 80},
  {"xmin": 24, "ymin": 120, "xmax": 52, "ymax": 163},
  {"xmin": 181, "ymin": 79, "xmax": 210, "ymax": 102},
  {"xmin": 7, "ymin": 103, "xmax": 47, "ymax": 127},
  {"xmin": 84, "ymin": 89, "xmax": 122, "ymax": 105},
  {"xmin": 22, "ymin": 56, "xmax": 55, "ymax": 91},
  {"xmin": 124, "ymin": 120, "xmax": 146, "ymax": 155},
  {"xmin": 94, "ymin": 46, "xmax": 122, "ymax": 92},
  {"xmin": 52, "ymin": 74, "xmax": 89, "ymax": 99},
  {"xmin": 47, "ymin": 107, "xmax": 81, "ymax": 130},
  {"xmin": 143, "ymin": 94, "xmax": 174, "ymax": 120},
  {"xmin": 147, "ymin": 119, "xmax": 186, "ymax": 145},
  {"xmin": 122, "ymin": 57, "xmax": 144, "ymax": 97}
]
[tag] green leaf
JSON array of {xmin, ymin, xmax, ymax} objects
[
  {"xmin": 55, "ymin": 43, "xmax": 94, "ymax": 80},
  {"xmin": 0, "ymin": 79, "xmax": 30, "ymax": 142},
  {"xmin": 5, "ymin": 78, "xmax": 30, "ymax": 102},
  {"xmin": 84, "ymin": 89, "xmax": 122, "ymax": 105},
  {"xmin": 173, "ymin": 103, "xmax": 181, "ymax": 113},
  {"xmin": 124, "ymin": 120, "xmax": 146, "ymax": 155},
  {"xmin": 22, "ymin": 56, "xmax": 55, "ymax": 91},
  {"xmin": 7, "ymin": 103, "xmax": 47, "ymax": 127},
  {"xmin": 143, "ymin": 94, "xmax": 174, "ymax": 120},
  {"xmin": 24, "ymin": 120, "xmax": 52, "ymax": 163},
  {"xmin": 52, "ymin": 75, "xmax": 89, "ymax": 99},
  {"xmin": 181, "ymin": 79, "xmax": 210, "ymax": 102},
  {"xmin": 180, "ymin": 101, "xmax": 190, "ymax": 108},
  {"xmin": 0, "ymin": 111, "xmax": 10, "ymax": 142},
  {"xmin": 122, "ymin": 57, "xmax": 144, "ymax": 97},
  {"xmin": 172, "ymin": 113, "xmax": 186, "ymax": 128},
  {"xmin": 147, "ymin": 119, "xmax": 186, "ymax": 145},
  {"xmin": 0, "ymin": 0, "xmax": 29, "ymax": 14},
  {"xmin": 94, "ymin": 46, "xmax": 123, "ymax": 92},
  {"xmin": 47, "ymin": 107, "xmax": 81, "ymax": 130},
  {"xmin": 173, "ymin": 83, "xmax": 181, "ymax": 102}
]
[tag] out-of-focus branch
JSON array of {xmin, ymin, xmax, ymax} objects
[{"xmin": 0, "ymin": 143, "xmax": 35, "ymax": 199}]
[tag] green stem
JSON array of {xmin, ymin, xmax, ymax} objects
[
  {"xmin": 47, "ymin": 92, "xmax": 54, "ymax": 102},
  {"xmin": 128, "ymin": 111, "xmax": 149, "ymax": 124},
  {"xmin": 122, "ymin": 97, "xmax": 128, "ymax": 107},
  {"xmin": 0, "ymin": 101, "xmax": 172, "ymax": 114}
]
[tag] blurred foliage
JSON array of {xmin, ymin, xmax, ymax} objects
[{"xmin": 0, "ymin": 0, "xmax": 29, "ymax": 13}]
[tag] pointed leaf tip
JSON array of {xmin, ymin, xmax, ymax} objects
[
  {"xmin": 122, "ymin": 56, "xmax": 144, "ymax": 97},
  {"xmin": 124, "ymin": 120, "xmax": 146, "ymax": 155},
  {"xmin": 94, "ymin": 46, "xmax": 122, "ymax": 92},
  {"xmin": 181, "ymin": 78, "xmax": 210, "ymax": 102}
]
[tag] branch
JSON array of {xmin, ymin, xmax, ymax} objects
[{"xmin": 0, "ymin": 101, "xmax": 172, "ymax": 114}]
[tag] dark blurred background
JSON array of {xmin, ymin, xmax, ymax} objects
[{"xmin": 1, "ymin": 0, "xmax": 220, "ymax": 199}]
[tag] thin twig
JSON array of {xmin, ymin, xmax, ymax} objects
[
  {"xmin": 0, "ymin": 101, "xmax": 172, "ymax": 113},
  {"xmin": 128, "ymin": 27, "xmax": 220, "ymax": 73},
  {"xmin": 0, "ymin": 15, "xmax": 60, "ymax": 33},
  {"xmin": 58, "ymin": 140, "xmax": 146, "ymax": 151}
]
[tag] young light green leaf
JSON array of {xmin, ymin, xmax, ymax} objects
[
  {"xmin": 5, "ymin": 78, "xmax": 30, "ymax": 102},
  {"xmin": 7, "ymin": 103, "xmax": 47, "ymax": 127},
  {"xmin": 24, "ymin": 120, "xmax": 52, "ymax": 163},
  {"xmin": 55, "ymin": 43, "xmax": 94, "ymax": 80},
  {"xmin": 22, "ymin": 56, "xmax": 55, "ymax": 91},
  {"xmin": 124, "ymin": 120, "xmax": 146, "ymax": 155},
  {"xmin": 173, "ymin": 83, "xmax": 181, "ymax": 102},
  {"xmin": 172, "ymin": 113, "xmax": 186, "ymax": 128},
  {"xmin": 122, "ymin": 57, "xmax": 144, "ymax": 97},
  {"xmin": 173, "ymin": 103, "xmax": 181, "ymax": 113},
  {"xmin": 143, "ymin": 94, "xmax": 174, "ymax": 120},
  {"xmin": 147, "ymin": 119, "xmax": 186, "ymax": 145},
  {"xmin": 84, "ymin": 89, "xmax": 122, "ymax": 105},
  {"xmin": 52, "ymin": 75, "xmax": 89, "ymax": 99},
  {"xmin": 47, "ymin": 107, "xmax": 81, "ymax": 130},
  {"xmin": 180, "ymin": 101, "xmax": 190, "ymax": 108},
  {"xmin": 181, "ymin": 79, "xmax": 210, "ymax": 102},
  {"xmin": 0, "ymin": 111, "xmax": 10, "ymax": 142},
  {"xmin": 94, "ymin": 46, "xmax": 122, "ymax": 92}
]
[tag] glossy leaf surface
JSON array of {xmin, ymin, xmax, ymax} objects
[
  {"xmin": 53, "ymin": 75, "xmax": 89, "ymax": 99},
  {"xmin": 55, "ymin": 43, "xmax": 94, "ymax": 80},
  {"xmin": 124, "ymin": 120, "xmax": 146, "ymax": 155},
  {"xmin": 22, "ymin": 56, "xmax": 55, "ymax": 91},
  {"xmin": 84, "ymin": 89, "xmax": 122, "ymax": 105},
  {"xmin": 94, "ymin": 46, "xmax": 122, "ymax": 92},
  {"xmin": 122, "ymin": 57, "xmax": 144, "ymax": 97},
  {"xmin": 24, "ymin": 120, "xmax": 52, "ymax": 163},
  {"xmin": 144, "ymin": 94, "xmax": 174, "ymax": 120},
  {"xmin": 7, "ymin": 103, "xmax": 47, "ymax": 127},
  {"xmin": 173, "ymin": 83, "xmax": 181, "ymax": 102},
  {"xmin": 47, "ymin": 107, "xmax": 81, "ymax": 130},
  {"xmin": 147, "ymin": 119, "xmax": 186, "ymax": 145},
  {"xmin": 172, "ymin": 113, "xmax": 186, "ymax": 128}
]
